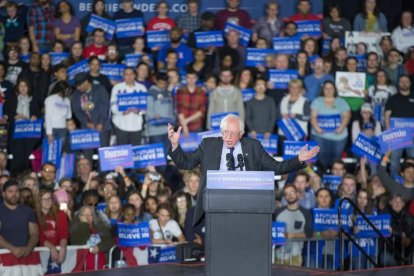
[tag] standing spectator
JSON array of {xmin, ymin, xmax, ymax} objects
[
  {"xmin": 39, "ymin": 163, "xmax": 58, "ymax": 190},
  {"xmin": 147, "ymin": 1, "xmax": 176, "ymax": 31},
  {"xmin": 252, "ymin": 1, "xmax": 283, "ymax": 45},
  {"xmin": 353, "ymin": 0, "xmax": 388, "ymax": 32},
  {"xmin": 215, "ymin": 0, "xmax": 252, "ymax": 30},
  {"xmin": 322, "ymin": 4, "xmax": 351, "ymax": 39},
  {"xmin": 304, "ymin": 58, "xmax": 335, "ymax": 102},
  {"xmin": 187, "ymin": 11, "xmax": 216, "ymax": 50},
  {"xmin": 48, "ymin": 63, "xmax": 67, "ymax": 95},
  {"xmin": 135, "ymin": 62, "xmax": 153, "ymax": 90},
  {"xmin": 177, "ymin": 0, "xmax": 201, "ymax": 34},
  {"xmin": 289, "ymin": 0, "xmax": 321, "ymax": 22},
  {"xmin": 383, "ymin": 48, "xmax": 408, "ymax": 86},
  {"xmin": 365, "ymin": 52, "xmax": 380, "ymax": 87},
  {"xmin": 281, "ymin": 172, "xmax": 316, "ymax": 209},
  {"xmin": 391, "ymin": 11, "xmax": 414, "ymax": 54},
  {"xmin": 5, "ymin": 45, "xmax": 28, "ymax": 85},
  {"xmin": 1, "ymin": 1, "xmax": 27, "ymax": 46},
  {"xmin": 28, "ymin": 0, "xmax": 55, "ymax": 53},
  {"xmin": 87, "ymin": 56, "xmax": 111, "ymax": 96},
  {"xmin": 215, "ymin": 30, "xmax": 246, "ymax": 71},
  {"xmin": 83, "ymin": 28, "xmax": 107, "ymax": 60},
  {"xmin": 110, "ymin": 68, "xmax": 147, "ymax": 146},
  {"xmin": 64, "ymin": 41, "xmax": 84, "ymax": 67},
  {"xmin": 0, "ymin": 61, "xmax": 14, "ymax": 102},
  {"xmin": 185, "ymin": 48, "xmax": 211, "ymax": 82},
  {"xmin": 54, "ymin": 0, "xmax": 80, "ymax": 49},
  {"xmin": 81, "ymin": 0, "xmax": 112, "ymax": 45}
]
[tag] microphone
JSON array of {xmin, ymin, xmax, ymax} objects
[
  {"xmin": 226, "ymin": 153, "xmax": 235, "ymax": 171},
  {"xmin": 237, "ymin": 154, "xmax": 245, "ymax": 171}
]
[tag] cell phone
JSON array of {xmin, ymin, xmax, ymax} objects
[{"xmin": 60, "ymin": 202, "xmax": 68, "ymax": 211}]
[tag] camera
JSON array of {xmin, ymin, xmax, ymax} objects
[{"xmin": 149, "ymin": 172, "xmax": 161, "ymax": 182}]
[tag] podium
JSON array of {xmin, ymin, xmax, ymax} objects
[{"xmin": 204, "ymin": 171, "xmax": 275, "ymax": 276}]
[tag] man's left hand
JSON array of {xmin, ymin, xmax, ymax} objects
[{"xmin": 298, "ymin": 145, "xmax": 320, "ymax": 162}]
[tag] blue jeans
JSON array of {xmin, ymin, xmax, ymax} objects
[
  {"xmin": 311, "ymin": 135, "xmax": 347, "ymax": 171},
  {"xmin": 390, "ymin": 147, "xmax": 414, "ymax": 176}
]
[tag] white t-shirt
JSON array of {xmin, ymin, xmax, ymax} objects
[
  {"xmin": 149, "ymin": 219, "xmax": 183, "ymax": 241},
  {"xmin": 44, "ymin": 94, "xmax": 72, "ymax": 135}
]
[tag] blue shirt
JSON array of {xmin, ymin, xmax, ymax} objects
[
  {"xmin": 157, "ymin": 43, "xmax": 194, "ymax": 70},
  {"xmin": 304, "ymin": 74, "xmax": 334, "ymax": 102}
]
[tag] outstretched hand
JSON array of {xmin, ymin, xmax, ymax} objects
[
  {"xmin": 167, "ymin": 124, "xmax": 182, "ymax": 149},
  {"xmin": 298, "ymin": 145, "xmax": 320, "ymax": 162}
]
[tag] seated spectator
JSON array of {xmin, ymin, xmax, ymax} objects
[
  {"xmin": 353, "ymin": 0, "xmax": 388, "ymax": 32},
  {"xmin": 150, "ymin": 203, "xmax": 186, "ymax": 244},
  {"xmin": 322, "ymin": 4, "xmax": 351, "ymax": 39},
  {"xmin": 126, "ymin": 191, "xmax": 152, "ymax": 222},
  {"xmin": 252, "ymin": 1, "xmax": 283, "ymax": 45},
  {"xmin": 304, "ymin": 58, "xmax": 335, "ymax": 102},
  {"xmin": 147, "ymin": 0, "xmax": 176, "ymax": 31},
  {"xmin": 391, "ymin": 11, "xmax": 414, "ymax": 54},
  {"xmin": 54, "ymin": 0, "xmax": 80, "ymax": 48},
  {"xmin": 83, "ymin": 28, "xmax": 107, "ymax": 60},
  {"xmin": 215, "ymin": 0, "xmax": 252, "ymax": 30}
]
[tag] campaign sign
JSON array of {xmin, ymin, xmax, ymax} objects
[
  {"xmin": 355, "ymin": 214, "xmax": 391, "ymax": 238},
  {"xmin": 57, "ymin": 153, "xmax": 75, "ymax": 179},
  {"xmin": 86, "ymin": 14, "xmax": 116, "ymax": 40},
  {"xmin": 13, "ymin": 119, "xmax": 43, "ymax": 139},
  {"xmin": 277, "ymin": 118, "xmax": 306, "ymax": 141},
  {"xmin": 132, "ymin": 143, "xmax": 166, "ymax": 169},
  {"xmin": 146, "ymin": 117, "xmax": 175, "ymax": 126},
  {"xmin": 210, "ymin": 112, "xmax": 239, "ymax": 130},
  {"xmin": 317, "ymin": 114, "xmax": 341, "ymax": 132},
  {"xmin": 272, "ymin": 37, "xmax": 301, "ymax": 55},
  {"xmin": 123, "ymin": 54, "xmax": 143, "ymax": 67},
  {"xmin": 98, "ymin": 145, "xmax": 134, "ymax": 172},
  {"xmin": 195, "ymin": 31, "xmax": 224, "ymax": 48},
  {"xmin": 100, "ymin": 63, "xmax": 126, "ymax": 82},
  {"xmin": 148, "ymin": 246, "xmax": 177, "ymax": 263},
  {"xmin": 50, "ymin": 52, "xmax": 70, "ymax": 66},
  {"xmin": 268, "ymin": 69, "xmax": 299, "ymax": 89},
  {"xmin": 390, "ymin": 118, "xmax": 414, "ymax": 130},
  {"xmin": 42, "ymin": 138, "xmax": 62, "ymax": 168},
  {"xmin": 245, "ymin": 48, "xmax": 276, "ymax": 67},
  {"xmin": 242, "ymin": 88, "xmax": 255, "ymax": 102},
  {"xmin": 67, "ymin": 60, "xmax": 90, "ymax": 83},
  {"xmin": 196, "ymin": 130, "xmax": 221, "ymax": 144},
  {"xmin": 283, "ymin": 141, "xmax": 318, "ymax": 162},
  {"xmin": 352, "ymin": 54, "xmax": 367, "ymax": 71},
  {"xmin": 250, "ymin": 134, "xmax": 278, "ymax": 155},
  {"xmin": 335, "ymin": 71, "xmax": 366, "ymax": 98},
  {"xmin": 377, "ymin": 128, "xmax": 414, "ymax": 153},
  {"xmin": 313, "ymin": 208, "xmax": 351, "ymax": 232},
  {"xmin": 272, "ymin": 222, "xmax": 286, "ymax": 245},
  {"xmin": 117, "ymin": 92, "xmax": 147, "ymax": 112},
  {"xmin": 117, "ymin": 222, "xmax": 151, "ymax": 247},
  {"xmin": 179, "ymin": 132, "xmax": 199, "ymax": 152},
  {"xmin": 0, "ymin": 103, "xmax": 3, "ymax": 118},
  {"xmin": 322, "ymin": 175, "xmax": 342, "ymax": 192},
  {"xmin": 115, "ymin": 18, "xmax": 145, "ymax": 38},
  {"xmin": 224, "ymin": 22, "xmax": 252, "ymax": 47},
  {"xmin": 207, "ymin": 171, "xmax": 274, "ymax": 190},
  {"xmin": 351, "ymin": 133, "xmax": 383, "ymax": 165},
  {"xmin": 146, "ymin": 30, "xmax": 170, "ymax": 48},
  {"xmin": 70, "ymin": 129, "xmax": 101, "ymax": 150},
  {"xmin": 296, "ymin": 20, "xmax": 322, "ymax": 37},
  {"xmin": 96, "ymin": 202, "xmax": 106, "ymax": 212}
]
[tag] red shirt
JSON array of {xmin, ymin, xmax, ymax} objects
[
  {"xmin": 287, "ymin": 13, "xmax": 321, "ymax": 22},
  {"xmin": 215, "ymin": 9, "xmax": 252, "ymax": 30},
  {"xmin": 175, "ymin": 86, "xmax": 207, "ymax": 131},
  {"xmin": 39, "ymin": 210, "xmax": 69, "ymax": 246},
  {"xmin": 147, "ymin": 17, "xmax": 176, "ymax": 31},
  {"xmin": 83, "ymin": 44, "xmax": 108, "ymax": 60}
]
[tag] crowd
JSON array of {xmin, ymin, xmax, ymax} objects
[{"xmin": 0, "ymin": 0, "xmax": 413, "ymax": 272}]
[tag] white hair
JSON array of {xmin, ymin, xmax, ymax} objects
[{"xmin": 220, "ymin": 114, "xmax": 245, "ymax": 132}]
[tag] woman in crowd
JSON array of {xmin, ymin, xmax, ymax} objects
[
  {"xmin": 294, "ymin": 51, "xmax": 311, "ymax": 79},
  {"xmin": 20, "ymin": 175, "xmax": 39, "ymax": 198},
  {"xmin": 126, "ymin": 191, "xmax": 153, "ymax": 222},
  {"xmin": 140, "ymin": 171, "xmax": 165, "ymax": 199},
  {"xmin": 149, "ymin": 203, "xmax": 185, "ymax": 244},
  {"xmin": 185, "ymin": 48, "xmax": 210, "ymax": 82},
  {"xmin": 54, "ymin": 0, "xmax": 81, "ymax": 48},
  {"xmin": 135, "ymin": 62, "xmax": 153, "ymax": 90},
  {"xmin": 301, "ymin": 38, "xmax": 319, "ymax": 60},
  {"xmin": 40, "ymin": 53, "xmax": 52, "ymax": 77},
  {"xmin": 172, "ymin": 191, "xmax": 192, "ymax": 230},
  {"xmin": 64, "ymin": 41, "xmax": 84, "ymax": 67},
  {"xmin": 105, "ymin": 195, "xmax": 123, "ymax": 226},
  {"xmin": 391, "ymin": 11, "xmax": 413, "ymax": 54},
  {"xmin": 353, "ymin": 0, "xmax": 388, "ymax": 32},
  {"xmin": 81, "ymin": 0, "xmax": 111, "ymax": 45},
  {"xmin": 147, "ymin": 1, "xmax": 176, "ymax": 31},
  {"xmin": 144, "ymin": 196, "xmax": 158, "ymax": 218},
  {"xmin": 234, "ymin": 68, "xmax": 254, "ymax": 90},
  {"xmin": 322, "ymin": 4, "xmax": 351, "ymax": 39},
  {"xmin": 351, "ymin": 103, "xmax": 381, "ymax": 142}
]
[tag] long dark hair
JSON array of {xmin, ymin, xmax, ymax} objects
[
  {"xmin": 362, "ymin": 0, "xmax": 380, "ymax": 18},
  {"xmin": 15, "ymin": 78, "xmax": 32, "ymax": 96},
  {"xmin": 56, "ymin": 0, "xmax": 75, "ymax": 18},
  {"xmin": 93, "ymin": 0, "xmax": 110, "ymax": 18},
  {"xmin": 50, "ymin": 80, "xmax": 72, "ymax": 98}
]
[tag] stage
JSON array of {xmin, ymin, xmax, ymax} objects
[{"xmin": 61, "ymin": 263, "xmax": 414, "ymax": 276}]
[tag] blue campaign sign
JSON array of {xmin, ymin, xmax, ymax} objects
[
  {"xmin": 57, "ymin": 153, "xmax": 76, "ymax": 179},
  {"xmin": 245, "ymin": 48, "xmax": 276, "ymax": 67},
  {"xmin": 283, "ymin": 140, "xmax": 318, "ymax": 162},
  {"xmin": 13, "ymin": 119, "xmax": 43, "ymax": 139},
  {"xmin": 117, "ymin": 222, "xmax": 151, "ymax": 247},
  {"xmin": 390, "ymin": 118, "xmax": 414, "ymax": 130},
  {"xmin": 313, "ymin": 208, "xmax": 351, "ymax": 232},
  {"xmin": 377, "ymin": 128, "xmax": 414, "ymax": 153},
  {"xmin": 210, "ymin": 112, "xmax": 239, "ymax": 130},
  {"xmin": 132, "ymin": 143, "xmax": 166, "ymax": 169},
  {"xmin": 148, "ymin": 246, "xmax": 177, "ymax": 263},
  {"xmin": 146, "ymin": 30, "xmax": 170, "ymax": 48},
  {"xmin": 249, "ymin": 134, "xmax": 278, "ymax": 155},
  {"xmin": 115, "ymin": 18, "xmax": 145, "ymax": 38},
  {"xmin": 196, "ymin": 130, "xmax": 221, "ymax": 144},
  {"xmin": 351, "ymin": 133, "xmax": 383, "ymax": 165},
  {"xmin": 352, "ymin": 54, "xmax": 367, "ymax": 71},
  {"xmin": 207, "ymin": 171, "xmax": 274, "ymax": 190},
  {"xmin": 70, "ymin": 129, "xmax": 101, "ymax": 151},
  {"xmin": 296, "ymin": 20, "xmax": 321, "ymax": 37},
  {"xmin": 100, "ymin": 63, "xmax": 126, "ymax": 82},
  {"xmin": 224, "ymin": 22, "xmax": 252, "ymax": 47},
  {"xmin": 277, "ymin": 118, "xmax": 306, "ymax": 141},
  {"xmin": 272, "ymin": 222, "xmax": 286, "ymax": 245},
  {"xmin": 268, "ymin": 69, "xmax": 299, "ymax": 89},
  {"xmin": 67, "ymin": 60, "xmax": 90, "ymax": 83},
  {"xmin": 242, "ymin": 88, "xmax": 255, "ymax": 102},
  {"xmin": 146, "ymin": 117, "xmax": 175, "ymax": 126},
  {"xmin": 50, "ymin": 52, "xmax": 70, "ymax": 66},
  {"xmin": 42, "ymin": 138, "xmax": 62, "ymax": 169},
  {"xmin": 355, "ymin": 214, "xmax": 391, "ymax": 238},
  {"xmin": 96, "ymin": 202, "xmax": 106, "ymax": 212},
  {"xmin": 0, "ymin": 103, "xmax": 3, "ymax": 118},
  {"xmin": 317, "ymin": 114, "xmax": 341, "ymax": 132},
  {"xmin": 117, "ymin": 92, "xmax": 147, "ymax": 112},
  {"xmin": 195, "ymin": 31, "xmax": 224, "ymax": 48},
  {"xmin": 272, "ymin": 37, "xmax": 301, "ymax": 55},
  {"xmin": 321, "ymin": 175, "xmax": 342, "ymax": 192},
  {"xmin": 98, "ymin": 145, "xmax": 134, "ymax": 172},
  {"xmin": 123, "ymin": 54, "xmax": 143, "ymax": 67},
  {"xmin": 179, "ymin": 132, "xmax": 199, "ymax": 152},
  {"xmin": 86, "ymin": 14, "xmax": 116, "ymax": 40}
]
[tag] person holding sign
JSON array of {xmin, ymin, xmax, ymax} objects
[{"xmin": 149, "ymin": 203, "xmax": 186, "ymax": 245}]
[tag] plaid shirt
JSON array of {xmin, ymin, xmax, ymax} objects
[
  {"xmin": 175, "ymin": 86, "xmax": 207, "ymax": 131},
  {"xmin": 177, "ymin": 13, "xmax": 202, "ymax": 33},
  {"xmin": 28, "ymin": 1, "xmax": 55, "ymax": 45}
]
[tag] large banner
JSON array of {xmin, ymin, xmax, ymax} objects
[
  {"xmin": 377, "ymin": 128, "xmax": 414, "ymax": 153},
  {"xmin": 345, "ymin": 31, "xmax": 390, "ymax": 56},
  {"xmin": 355, "ymin": 214, "xmax": 392, "ymax": 238},
  {"xmin": 313, "ymin": 208, "xmax": 351, "ymax": 232}
]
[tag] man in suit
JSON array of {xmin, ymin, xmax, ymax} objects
[{"xmin": 167, "ymin": 114, "xmax": 320, "ymax": 226}]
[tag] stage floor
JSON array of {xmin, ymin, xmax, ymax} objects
[{"xmin": 61, "ymin": 263, "xmax": 414, "ymax": 276}]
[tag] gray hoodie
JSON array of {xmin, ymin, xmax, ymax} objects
[{"xmin": 146, "ymin": 85, "xmax": 176, "ymax": 136}]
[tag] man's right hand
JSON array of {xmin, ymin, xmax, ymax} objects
[
  {"xmin": 167, "ymin": 123, "xmax": 182, "ymax": 150},
  {"xmin": 10, "ymin": 246, "xmax": 25, "ymax": 258}
]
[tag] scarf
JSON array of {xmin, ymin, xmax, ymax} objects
[
  {"xmin": 16, "ymin": 94, "xmax": 32, "ymax": 119},
  {"xmin": 366, "ymin": 13, "xmax": 378, "ymax": 32}
]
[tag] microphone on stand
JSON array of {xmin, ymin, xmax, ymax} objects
[
  {"xmin": 237, "ymin": 154, "xmax": 245, "ymax": 171},
  {"xmin": 226, "ymin": 153, "xmax": 235, "ymax": 171}
]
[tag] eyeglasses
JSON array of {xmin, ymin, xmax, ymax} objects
[
  {"xmin": 284, "ymin": 191, "xmax": 296, "ymax": 196},
  {"xmin": 221, "ymin": 130, "xmax": 240, "ymax": 137},
  {"xmin": 42, "ymin": 169, "xmax": 56, "ymax": 174},
  {"xmin": 41, "ymin": 197, "xmax": 52, "ymax": 202}
]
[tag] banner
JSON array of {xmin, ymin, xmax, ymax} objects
[
  {"xmin": 345, "ymin": 31, "xmax": 390, "ymax": 56},
  {"xmin": 86, "ymin": 14, "xmax": 116, "ymax": 40},
  {"xmin": 355, "ymin": 214, "xmax": 391, "ymax": 238},
  {"xmin": 57, "ymin": 153, "xmax": 76, "ymax": 180},
  {"xmin": 207, "ymin": 171, "xmax": 274, "ymax": 190},
  {"xmin": 317, "ymin": 114, "xmax": 341, "ymax": 132},
  {"xmin": 321, "ymin": 175, "xmax": 342, "ymax": 192},
  {"xmin": 13, "ymin": 119, "xmax": 43, "ymax": 139},
  {"xmin": 268, "ymin": 69, "xmax": 298, "ymax": 89},
  {"xmin": 312, "ymin": 208, "xmax": 351, "ymax": 232},
  {"xmin": 117, "ymin": 92, "xmax": 147, "ymax": 112},
  {"xmin": 272, "ymin": 37, "xmax": 301, "ymax": 55},
  {"xmin": 196, "ymin": 130, "xmax": 221, "ymax": 144},
  {"xmin": 283, "ymin": 140, "xmax": 318, "ymax": 162},
  {"xmin": 351, "ymin": 133, "xmax": 383, "ymax": 165},
  {"xmin": 224, "ymin": 22, "xmax": 252, "ymax": 47},
  {"xmin": 249, "ymin": 134, "xmax": 278, "ymax": 155},
  {"xmin": 210, "ymin": 112, "xmax": 238, "ymax": 130},
  {"xmin": 70, "ymin": 129, "xmax": 101, "ymax": 150},
  {"xmin": 98, "ymin": 145, "xmax": 134, "ymax": 171},
  {"xmin": 242, "ymin": 88, "xmax": 255, "ymax": 102},
  {"xmin": 377, "ymin": 128, "xmax": 414, "ymax": 153},
  {"xmin": 67, "ymin": 60, "xmax": 90, "ymax": 84},
  {"xmin": 194, "ymin": 31, "xmax": 224, "ymax": 48},
  {"xmin": 277, "ymin": 118, "xmax": 305, "ymax": 141},
  {"xmin": 115, "ymin": 18, "xmax": 145, "ymax": 38},
  {"xmin": 146, "ymin": 30, "xmax": 170, "ymax": 48},
  {"xmin": 148, "ymin": 246, "xmax": 177, "ymax": 263},
  {"xmin": 42, "ymin": 138, "xmax": 62, "ymax": 169},
  {"xmin": 179, "ymin": 132, "xmax": 199, "ymax": 152},
  {"xmin": 272, "ymin": 222, "xmax": 286, "ymax": 245},
  {"xmin": 50, "ymin": 52, "xmax": 70, "ymax": 66},
  {"xmin": 245, "ymin": 48, "xmax": 276, "ymax": 67},
  {"xmin": 296, "ymin": 20, "xmax": 321, "ymax": 37},
  {"xmin": 100, "ymin": 63, "xmax": 126, "ymax": 82},
  {"xmin": 132, "ymin": 143, "xmax": 166, "ymax": 169},
  {"xmin": 335, "ymin": 71, "xmax": 366, "ymax": 98},
  {"xmin": 117, "ymin": 222, "xmax": 151, "ymax": 247}
]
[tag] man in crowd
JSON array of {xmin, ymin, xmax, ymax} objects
[
  {"xmin": 39, "ymin": 162, "xmax": 58, "ymax": 190},
  {"xmin": 83, "ymin": 28, "xmax": 107, "ymax": 60},
  {"xmin": 177, "ymin": 0, "xmax": 202, "ymax": 34},
  {"xmin": 215, "ymin": 0, "xmax": 252, "ymax": 30},
  {"xmin": 28, "ymin": 0, "xmax": 55, "ymax": 52},
  {"xmin": 304, "ymin": 58, "xmax": 334, "ymax": 102},
  {"xmin": 281, "ymin": 171, "xmax": 316, "ymax": 209}
]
